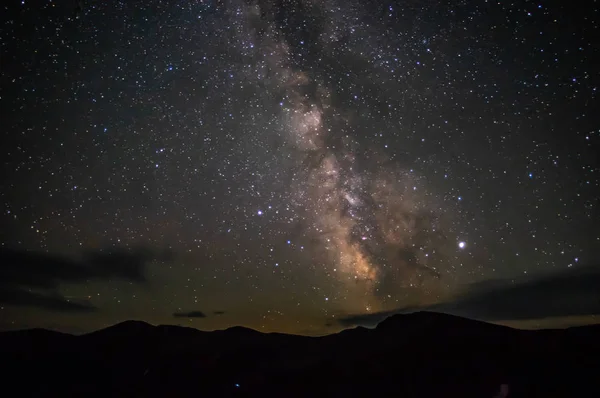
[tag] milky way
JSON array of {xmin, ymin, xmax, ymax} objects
[
  {"xmin": 1, "ymin": 0, "xmax": 598, "ymax": 334},
  {"xmin": 223, "ymin": 0, "xmax": 473, "ymax": 313}
]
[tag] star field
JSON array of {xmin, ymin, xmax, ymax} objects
[{"xmin": 1, "ymin": 0, "xmax": 598, "ymax": 334}]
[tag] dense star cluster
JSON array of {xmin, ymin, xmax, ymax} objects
[{"xmin": 1, "ymin": 0, "xmax": 598, "ymax": 334}]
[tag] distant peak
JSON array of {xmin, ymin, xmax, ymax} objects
[
  {"xmin": 222, "ymin": 326, "xmax": 261, "ymax": 334},
  {"xmin": 376, "ymin": 311, "xmax": 465, "ymax": 330},
  {"xmin": 86, "ymin": 320, "xmax": 155, "ymax": 336},
  {"xmin": 113, "ymin": 320, "xmax": 154, "ymax": 328}
]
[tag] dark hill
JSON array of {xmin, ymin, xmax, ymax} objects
[
  {"xmin": 0, "ymin": 327, "xmax": 73, "ymax": 354},
  {"xmin": 82, "ymin": 320, "xmax": 154, "ymax": 339},
  {"xmin": 376, "ymin": 310, "xmax": 501, "ymax": 331},
  {"xmin": 1, "ymin": 312, "xmax": 599, "ymax": 397}
]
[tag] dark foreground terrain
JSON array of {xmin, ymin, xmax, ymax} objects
[{"xmin": 1, "ymin": 312, "xmax": 599, "ymax": 397}]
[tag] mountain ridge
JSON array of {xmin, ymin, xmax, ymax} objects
[
  {"xmin": 1, "ymin": 311, "xmax": 599, "ymax": 397},
  {"xmin": 2, "ymin": 311, "xmax": 598, "ymax": 339}
]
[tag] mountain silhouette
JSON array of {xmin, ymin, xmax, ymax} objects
[
  {"xmin": 1, "ymin": 312, "xmax": 599, "ymax": 397},
  {"xmin": 83, "ymin": 320, "xmax": 155, "ymax": 337},
  {"xmin": 376, "ymin": 310, "xmax": 498, "ymax": 331}
]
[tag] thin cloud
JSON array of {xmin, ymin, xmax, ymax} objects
[
  {"xmin": 338, "ymin": 265, "xmax": 600, "ymax": 327},
  {"xmin": 0, "ymin": 246, "xmax": 171, "ymax": 313},
  {"xmin": 173, "ymin": 310, "xmax": 207, "ymax": 318},
  {"xmin": 0, "ymin": 288, "xmax": 97, "ymax": 313}
]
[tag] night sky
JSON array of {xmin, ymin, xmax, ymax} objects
[{"xmin": 1, "ymin": 0, "xmax": 598, "ymax": 335}]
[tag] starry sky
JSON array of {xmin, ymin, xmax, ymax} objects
[{"xmin": 1, "ymin": 0, "xmax": 598, "ymax": 335}]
